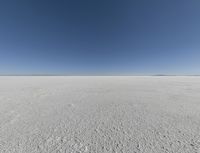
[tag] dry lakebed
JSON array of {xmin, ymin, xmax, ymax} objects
[{"xmin": 0, "ymin": 76, "xmax": 200, "ymax": 153}]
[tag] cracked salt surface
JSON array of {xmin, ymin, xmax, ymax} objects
[{"xmin": 0, "ymin": 76, "xmax": 200, "ymax": 153}]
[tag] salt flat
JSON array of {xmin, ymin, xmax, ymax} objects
[{"xmin": 0, "ymin": 76, "xmax": 200, "ymax": 153}]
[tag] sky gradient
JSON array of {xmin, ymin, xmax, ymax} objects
[{"xmin": 0, "ymin": 0, "xmax": 200, "ymax": 75}]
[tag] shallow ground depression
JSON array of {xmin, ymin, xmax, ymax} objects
[{"xmin": 0, "ymin": 76, "xmax": 200, "ymax": 153}]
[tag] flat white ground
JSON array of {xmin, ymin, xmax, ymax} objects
[{"xmin": 0, "ymin": 76, "xmax": 200, "ymax": 153}]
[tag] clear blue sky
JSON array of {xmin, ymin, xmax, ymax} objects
[{"xmin": 0, "ymin": 0, "xmax": 200, "ymax": 75}]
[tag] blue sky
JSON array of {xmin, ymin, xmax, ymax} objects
[{"xmin": 0, "ymin": 0, "xmax": 200, "ymax": 75}]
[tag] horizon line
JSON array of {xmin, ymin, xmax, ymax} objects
[{"xmin": 0, "ymin": 74, "xmax": 200, "ymax": 76}]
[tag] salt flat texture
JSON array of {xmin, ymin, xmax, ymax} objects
[{"xmin": 0, "ymin": 76, "xmax": 200, "ymax": 153}]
